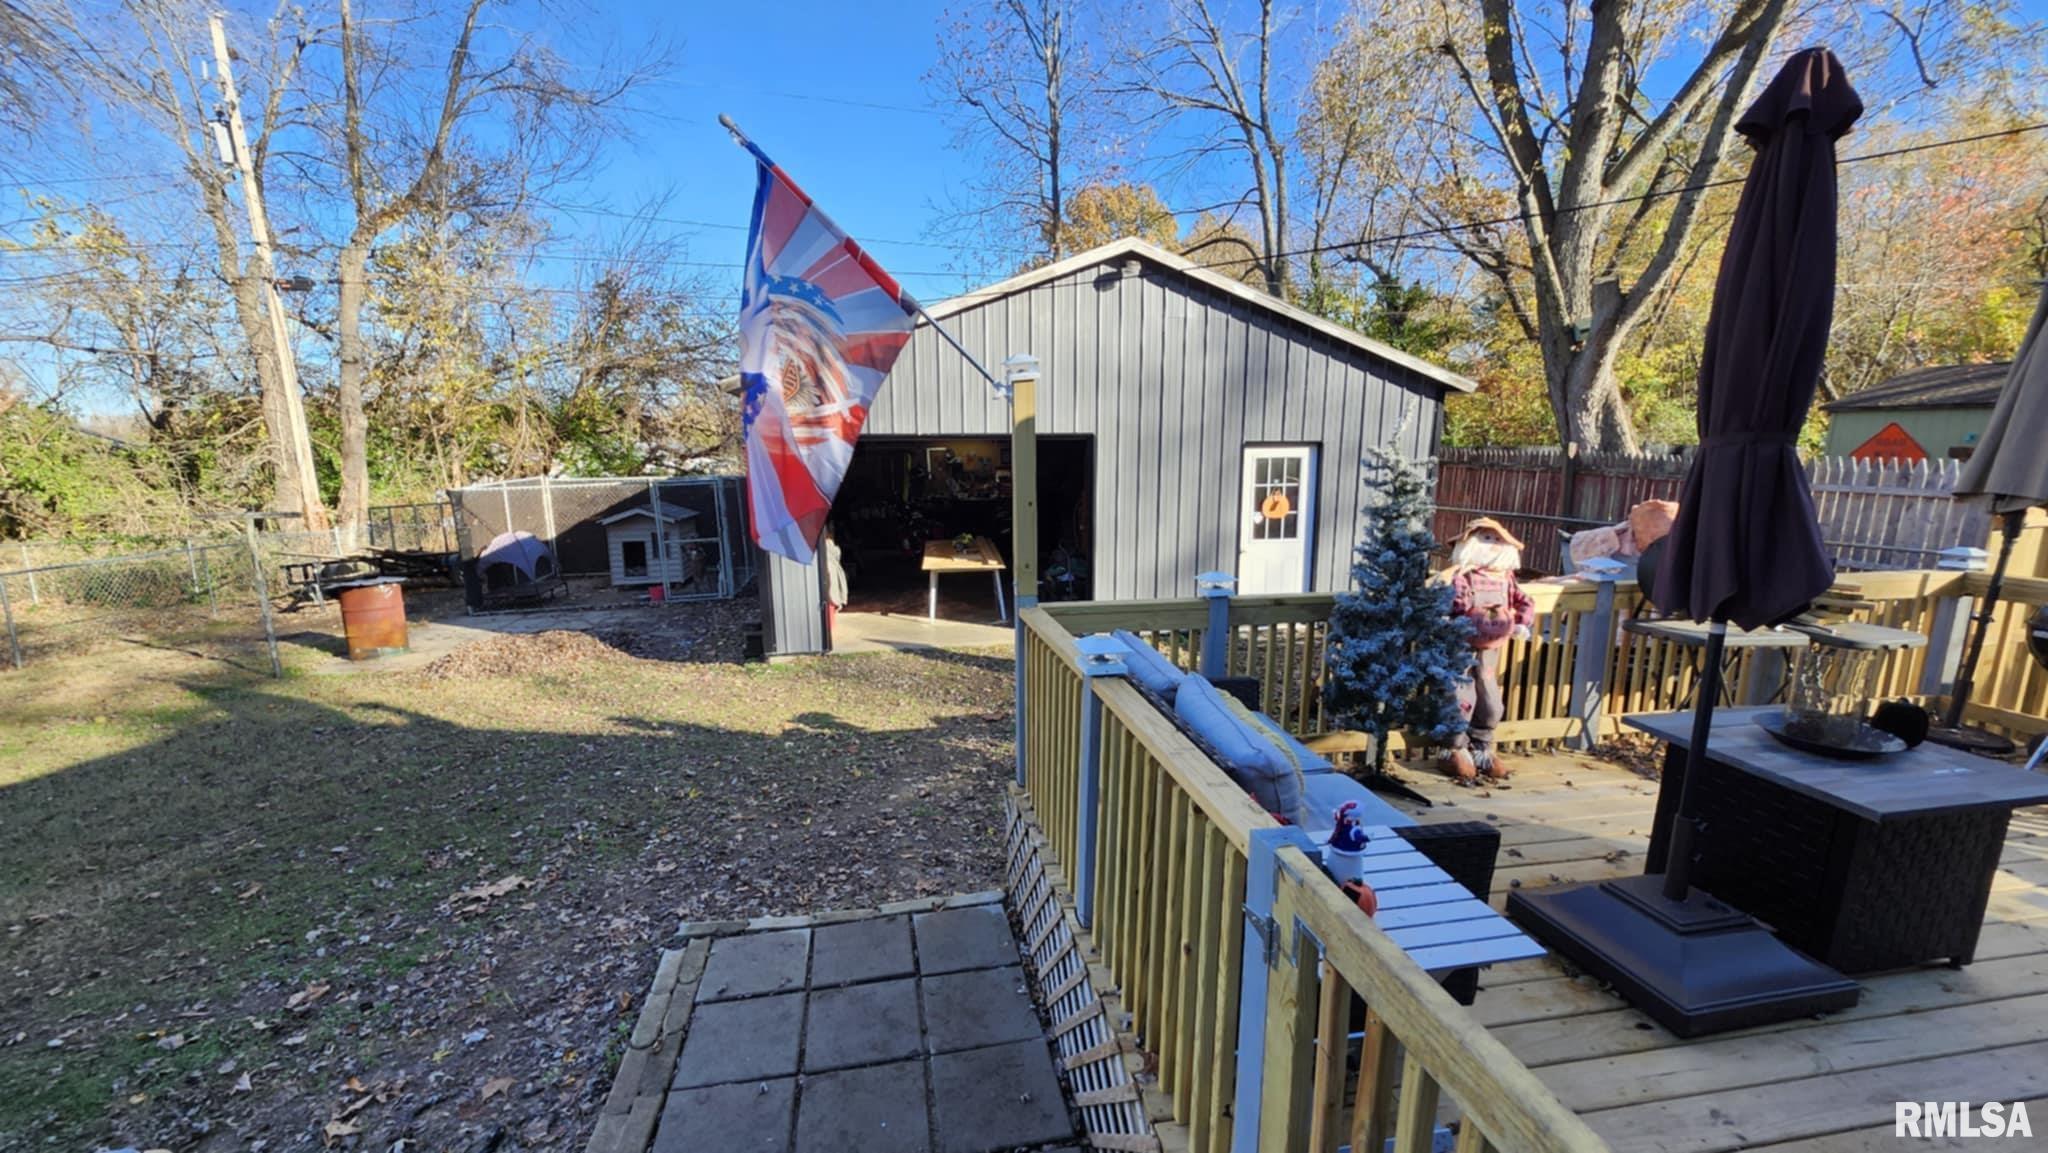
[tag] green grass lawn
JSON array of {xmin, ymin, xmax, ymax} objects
[{"xmin": 0, "ymin": 631, "xmax": 1014, "ymax": 1151}]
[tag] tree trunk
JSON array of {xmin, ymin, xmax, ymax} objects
[
  {"xmin": 336, "ymin": 240, "xmax": 371, "ymax": 538},
  {"xmin": 1542, "ymin": 276, "xmax": 1640, "ymax": 453}
]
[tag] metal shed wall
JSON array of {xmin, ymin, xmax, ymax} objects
[{"xmin": 758, "ymin": 253, "xmax": 1449, "ymax": 656}]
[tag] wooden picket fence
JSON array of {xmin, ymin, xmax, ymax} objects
[{"xmin": 1434, "ymin": 448, "xmax": 1988, "ymax": 574}]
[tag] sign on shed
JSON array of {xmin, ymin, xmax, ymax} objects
[{"xmin": 1850, "ymin": 421, "xmax": 1928, "ymax": 463}]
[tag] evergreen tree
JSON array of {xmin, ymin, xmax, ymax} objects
[{"xmin": 1323, "ymin": 443, "xmax": 1472, "ymax": 772}]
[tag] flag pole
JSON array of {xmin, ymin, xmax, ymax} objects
[{"xmin": 718, "ymin": 114, "xmax": 1006, "ymax": 396}]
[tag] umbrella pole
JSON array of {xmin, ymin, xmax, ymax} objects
[
  {"xmin": 1943, "ymin": 509, "xmax": 2026, "ymax": 731},
  {"xmin": 1662, "ymin": 620, "xmax": 1725, "ymax": 900}
]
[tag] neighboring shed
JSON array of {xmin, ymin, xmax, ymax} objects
[
  {"xmin": 758, "ymin": 237, "xmax": 1476, "ymax": 657},
  {"xmin": 1822, "ymin": 362, "xmax": 2007, "ymax": 461},
  {"xmin": 599, "ymin": 502, "xmax": 703, "ymax": 587}
]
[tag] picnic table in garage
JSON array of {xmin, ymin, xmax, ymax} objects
[{"xmin": 921, "ymin": 536, "xmax": 1007, "ymax": 622}]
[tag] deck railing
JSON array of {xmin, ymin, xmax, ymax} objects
[
  {"xmin": 1017, "ymin": 567, "xmax": 2047, "ymax": 1152},
  {"xmin": 1041, "ymin": 568, "xmax": 2045, "ymax": 754},
  {"xmin": 1019, "ymin": 604, "xmax": 1612, "ymax": 1153}
]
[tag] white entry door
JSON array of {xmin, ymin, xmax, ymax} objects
[{"xmin": 1238, "ymin": 445, "xmax": 1316, "ymax": 594}]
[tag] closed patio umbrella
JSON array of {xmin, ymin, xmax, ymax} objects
[
  {"xmin": 1933, "ymin": 281, "xmax": 2048, "ymax": 752},
  {"xmin": 1508, "ymin": 48, "xmax": 1866, "ymax": 1038}
]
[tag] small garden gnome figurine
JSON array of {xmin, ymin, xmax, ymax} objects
[
  {"xmin": 1443, "ymin": 517, "xmax": 1536, "ymax": 783},
  {"xmin": 1324, "ymin": 800, "xmax": 1372, "ymax": 884},
  {"xmin": 1329, "ymin": 800, "xmax": 1371, "ymax": 853}
]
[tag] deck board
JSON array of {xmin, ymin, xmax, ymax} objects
[{"xmin": 1378, "ymin": 747, "xmax": 2048, "ymax": 1153}]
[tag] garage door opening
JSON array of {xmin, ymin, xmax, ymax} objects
[{"xmin": 825, "ymin": 436, "xmax": 1092, "ymax": 643}]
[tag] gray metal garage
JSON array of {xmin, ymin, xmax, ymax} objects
[{"xmin": 758, "ymin": 237, "xmax": 1475, "ymax": 657}]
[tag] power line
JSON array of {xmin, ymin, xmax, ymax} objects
[{"xmin": 4, "ymin": 119, "xmax": 2044, "ymax": 306}]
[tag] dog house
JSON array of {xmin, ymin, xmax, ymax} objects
[{"xmin": 599, "ymin": 502, "xmax": 705, "ymax": 588}]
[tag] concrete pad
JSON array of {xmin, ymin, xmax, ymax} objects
[
  {"xmin": 810, "ymin": 915, "xmax": 915, "ymax": 987},
  {"xmin": 698, "ymin": 929, "xmax": 811, "ymax": 1002},
  {"xmin": 912, "ymin": 905, "xmax": 1018, "ymax": 975},
  {"xmin": 929, "ymin": 1040, "xmax": 1074, "ymax": 1153},
  {"xmin": 920, "ymin": 966, "xmax": 1042, "ymax": 1055},
  {"xmin": 673, "ymin": 993, "xmax": 804, "ymax": 1088},
  {"xmin": 794, "ymin": 1058, "xmax": 930, "ymax": 1153},
  {"xmin": 654, "ymin": 1077, "xmax": 795, "ymax": 1153},
  {"xmin": 803, "ymin": 978, "xmax": 921, "ymax": 1072}
]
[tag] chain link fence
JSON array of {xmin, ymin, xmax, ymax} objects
[
  {"xmin": 0, "ymin": 529, "xmax": 349, "ymax": 675},
  {"xmin": 448, "ymin": 476, "xmax": 753, "ymax": 607}
]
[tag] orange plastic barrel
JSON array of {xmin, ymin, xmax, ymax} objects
[{"xmin": 337, "ymin": 581, "xmax": 409, "ymax": 660}]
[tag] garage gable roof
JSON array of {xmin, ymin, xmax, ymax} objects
[{"xmin": 919, "ymin": 237, "xmax": 1478, "ymax": 394}]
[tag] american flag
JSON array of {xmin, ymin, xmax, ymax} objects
[{"xmin": 737, "ymin": 143, "xmax": 916, "ymax": 563}]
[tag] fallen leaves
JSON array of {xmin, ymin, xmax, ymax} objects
[
  {"xmin": 322, "ymin": 1120, "xmax": 361, "ymax": 1145},
  {"xmin": 448, "ymin": 875, "xmax": 531, "ymax": 915},
  {"xmin": 286, "ymin": 982, "xmax": 331, "ymax": 1012},
  {"xmin": 480, "ymin": 1075, "xmax": 515, "ymax": 1101}
]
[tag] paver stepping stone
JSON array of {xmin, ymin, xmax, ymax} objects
[
  {"xmin": 920, "ymin": 965, "xmax": 1042, "ymax": 1054},
  {"xmin": 929, "ymin": 1039, "xmax": 1074, "ymax": 1153},
  {"xmin": 794, "ymin": 1058, "xmax": 930, "ymax": 1153},
  {"xmin": 697, "ymin": 929, "xmax": 810, "ymax": 1002},
  {"xmin": 653, "ymin": 1076, "xmax": 794, "ymax": 1153},
  {"xmin": 811, "ymin": 915, "xmax": 914, "ymax": 986},
  {"xmin": 912, "ymin": 905, "xmax": 1018, "ymax": 975},
  {"xmin": 673, "ymin": 992, "xmax": 804, "ymax": 1088},
  {"xmin": 803, "ymin": 977, "xmax": 921, "ymax": 1071}
]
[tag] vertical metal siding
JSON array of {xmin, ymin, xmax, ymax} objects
[{"xmin": 761, "ymin": 256, "xmax": 1450, "ymax": 655}]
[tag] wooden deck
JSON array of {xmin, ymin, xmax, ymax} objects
[{"xmin": 1390, "ymin": 749, "xmax": 2048, "ymax": 1153}]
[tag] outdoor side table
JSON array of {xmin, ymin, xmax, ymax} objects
[
  {"xmin": 1620, "ymin": 618, "xmax": 1810, "ymax": 707},
  {"xmin": 920, "ymin": 536, "xmax": 1008, "ymax": 622},
  {"xmin": 1632, "ymin": 707, "xmax": 2048, "ymax": 974}
]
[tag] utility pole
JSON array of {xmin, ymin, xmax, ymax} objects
[{"xmin": 208, "ymin": 12, "xmax": 328, "ymax": 533}]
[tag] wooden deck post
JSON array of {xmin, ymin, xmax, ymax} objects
[
  {"xmin": 1567, "ymin": 569, "xmax": 1620, "ymax": 750},
  {"xmin": 1009, "ymin": 355, "xmax": 1041, "ymax": 785},
  {"xmin": 1072, "ymin": 634, "xmax": 1130, "ymax": 927},
  {"xmin": 1258, "ymin": 876, "xmax": 1320, "ymax": 1153},
  {"xmin": 1197, "ymin": 571, "xmax": 1237, "ymax": 678}
]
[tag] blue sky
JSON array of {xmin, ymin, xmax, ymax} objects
[{"xmin": 552, "ymin": 0, "xmax": 992, "ymax": 304}]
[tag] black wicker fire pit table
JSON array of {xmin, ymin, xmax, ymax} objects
[{"xmin": 1634, "ymin": 705, "xmax": 2048, "ymax": 974}]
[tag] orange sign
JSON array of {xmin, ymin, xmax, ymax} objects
[{"xmin": 1850, "ymin": 421, "xmax": 1927, "ymax": 463}]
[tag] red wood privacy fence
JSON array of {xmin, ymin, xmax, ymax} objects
[
  {"xmin": 1432, "ymin": 447, "xmax": 1690, "ymax": 573},
  {"xmin": 1432, "ymin": 448, "xmax": 1989, "ymax": 574}
]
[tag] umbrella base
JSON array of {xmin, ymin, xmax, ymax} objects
[
  {"xmin": 1924, "ymin": 724, "xmax": 2017, "ymax": 757},
  {"xmin": 1506, "ymin": 874, "xmax": 1859, "ymax": 1039}
]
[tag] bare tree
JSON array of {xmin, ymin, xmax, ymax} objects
[
  {"xmin": 1404, "ymin": 0, "xmax": 2031, "ymax": 450},
  {"xmin": 73, "ymin": 0, "xmax": 330, "ymax": 525},
  {"xmin": 929, "ymin": 0, "xmax": 1102, "ymax": 264},
  {"xmin": 327, "ymin": 0, "xmax": 647, "ymax": 535},
  {"xmin": 0, "ymin": 0, "xmax": 74, "ymax": 140},
  {"xmin": 1119, "ymin": 0, "xmax": 1292, "ymax": 298},
  {"xmin": 1409, "ymin": 0, "xmax": 1792, "ymax": 452}
]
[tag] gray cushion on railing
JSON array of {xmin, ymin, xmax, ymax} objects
[
  {"xmin": 1175, "ymin": 674, "xmax": 1305, "ymax": 824},
  {"xmin": 1111, "ymin": 629, "xmax": 1186, "ymax": 700}
]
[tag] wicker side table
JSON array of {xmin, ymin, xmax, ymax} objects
[
  {"xmin": 1644, "ymin": 743, "xmax": 2007, "ymax": 972},
  {"xmin": 1632, "ymin": 708, "xmax": 2048, "ymax": 975}
]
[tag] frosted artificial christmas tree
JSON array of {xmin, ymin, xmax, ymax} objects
[{"xmin": 1323, "ymin": 442, "xmax": 1472, "ymax": 780}]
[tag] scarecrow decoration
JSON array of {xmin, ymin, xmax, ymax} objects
[{"xmin": 1443, "ymin": 516, "xmax": 1536, "ymax": 783}]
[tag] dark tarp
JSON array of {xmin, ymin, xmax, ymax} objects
[
  {"xmin": 478, "ymin": 531, "xmax": 555, "ymax": 581},
  {"xmin": 1655, "ymin": 47, "xmax": 1864, "ymax": 630}
]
